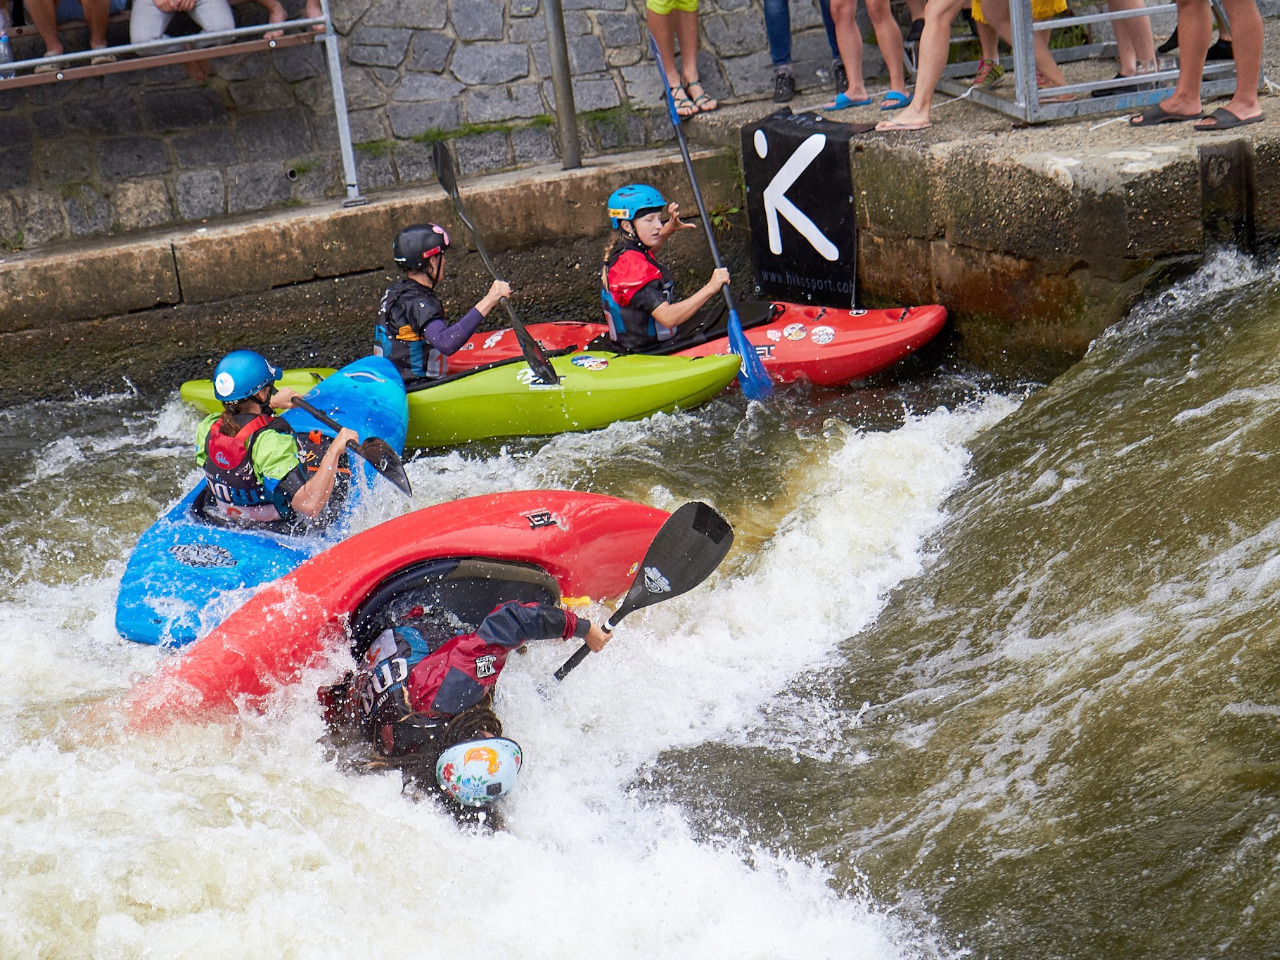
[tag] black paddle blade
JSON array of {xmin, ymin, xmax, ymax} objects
[
  {"xmin": 612, "ymin": 501, "xmax": 734, "ymax": 623},
  {"xmin": 353, "ymin": 437, "xmax": 412, "ymax": 497},
  {"xmin": 431, "ymin": 139, "xmax": 461, "ymax": 203},
  {"xmin": 431, "ymin": 141, "xmax": 561, "ymax": 387},
  {"xmin": 553, "ymin": 502, "xmax": 733, "ymax": 681}
]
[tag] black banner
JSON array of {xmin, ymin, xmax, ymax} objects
[{"xmin": 742, "ymin": 109, "xmax": 858, "ymax": 308}]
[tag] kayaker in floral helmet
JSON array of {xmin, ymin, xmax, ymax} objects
[
  {"xmin": 196, "ymin": 349, "xmax": 357, "ymax": 530},
  {"xmin": 374, "ymin": 222, "xmax": 512, "ymax": 382},
  {"xmin": 601, "ymin": 183, "xmax": 730, "ymax": 352},
  {"xmin": 319, "ymin": 600, "xmax": 609, "ymax": 809}
]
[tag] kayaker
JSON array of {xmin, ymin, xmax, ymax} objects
[
  {"xmin": 601, "ymin": 183, "xmax": 730, "ymax": 352},
  {"xmin": 374, "ymin": 222, "xmax": 512, "ymax": 381},
  {"xmin": 196, "ymin": 349, "xmax": 358, "ymax": 529},
  {"xmin": 319, "ymin": 599, "xmax": 610, "ymax": 805}
]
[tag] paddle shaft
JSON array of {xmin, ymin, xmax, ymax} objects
[
  {"xmin": 431, "ymin": 142, "xmax": 560, "ymax": 385},
  {"xmin": 648, "ymin": 36, "xmax": 773, "ymax": 400}
]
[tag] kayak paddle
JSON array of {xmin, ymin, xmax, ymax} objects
[
  {"xmin": 648, "ymin": 35, "xmax": 773, "ymax": 402},
  {"xmin": 290, "ymin": 395, "xmax": 413, "ymax": 497},
  {"xmin": 431, "ymin": 140, "xmax": 561, "ymax": 387},
  {"xmin": 553, "ymin": 501, "xmax": 734, "ymax": 681}
]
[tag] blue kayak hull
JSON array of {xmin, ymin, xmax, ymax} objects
[{"xmin": 115, "ymin": 356, "xmax": 408, "ymax": 647}]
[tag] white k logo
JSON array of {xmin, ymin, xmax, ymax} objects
[{"xmin": 753, "ymin": 131, "xmax": 839, "ymax": 262}]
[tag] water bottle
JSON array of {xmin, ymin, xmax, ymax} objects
[{"xmin": 0, "ymin": 6, "xmax": 15, "ymax": 81}]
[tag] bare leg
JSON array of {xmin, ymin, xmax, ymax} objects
[
  {"xmin": 875, "ymin": 0, "xmax": 968, "ymax": 128},
  {"xmin": 256, "ymin": 0, "xmax": 286, "ymax": 39},
  {"xmin": 977, "ymin": 17, "xmax": 999, "ymax": 61},
  {"xmin": 1142, "ymin": 0, "xmax": 1210, "ymax": 117},
  {"xmin": 24, "ymin": 0, "xmax": 64, "ymax": 57},
  {"xmin": 1216, "ymin": 0, "xmax": 1262, "ymax": 120},
  {"xmin": 81, "ymin": 0, "xmax": 113, "ymax": 50},
  {"xmin": 676, "ymin": 8, "xmax": 716, "ymax": 110},
  {"xmin": 647, "ymin": 7, "xmax": 679, "ymax": 87},
  {"xmin": 1108, "ymin": 0, "xmax": 1156, "ymax": 75},
  {"xmin": 304, "ymin": 0, "xmax": 324, "ymax": 30},
  {"xmin": 825, "ymin": 0, "xmax": 869, "ymax": 104},
  {"xmin": 865, "ymin": 0, "xmax": 907, "ymax": 92}
]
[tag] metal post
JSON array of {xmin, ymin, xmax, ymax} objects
[
  {"xmin": 318, "ymin": 0, "xmax": 365, "ymax": 205},
  {"xmin": 1009, "ymin": 0, "xmax": 1035, "ymax": 122},
  {"xmin": 543, "ymin": 0, "xmax": 582, "ymax": 170}
]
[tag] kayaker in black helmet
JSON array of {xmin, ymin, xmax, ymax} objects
[
  {"xmin": 196, "ymin": 349, "xmax": 357, "ymax": 529},
  {"xmin": 601, "ymin": 183, "xmax": 730, "ymax": 352},
  {"xmin": 374, "ymin": 222, "xmax": 511, "ymax": 382}
]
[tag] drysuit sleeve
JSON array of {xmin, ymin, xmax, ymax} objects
[
  {"xmin": 421, "ymin": 308, "xmax": 484, "ymax": 356},
  {"xmin": 475, "ymin": 601, "xmax": 591, "ymax": 649}
]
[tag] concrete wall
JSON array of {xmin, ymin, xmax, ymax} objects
[{"xmin": 0, "ymin": 0, "xmax": 851, "ymax": 252}]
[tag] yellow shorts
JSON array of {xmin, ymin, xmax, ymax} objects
[
  {"xmin": 971, "ymin": 0, "xmax": 1066, "ymax": 24},
  {"xmin": 647, "ymin": 0, "xmax": 698, "ymax": 13}
]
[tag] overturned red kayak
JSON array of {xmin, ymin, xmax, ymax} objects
[
  {"xmin": 445, "ymin": 301, "xmax": 947, "ymax": 387},
  {"xmin": 122, "ymin": 491, "xmax": 669, "ymax": 728}
]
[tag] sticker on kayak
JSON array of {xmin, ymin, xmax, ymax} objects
[
  {"xmin": 169, "ymin": 543, "xmax": 237, "ymax": 569},
  {"xmin": 570, "ymin": 355, "xmax": 609, "ymax": 371},
  {"xmin": 783, "ymin": 323, "xmax": 807, "ymax": 341},
  {"xmin": 524, "ymin": 509, "xmax": 561, "ymax": 530},
  {"xmin": 811, "ymin": 325, "xmax": 835, "ymax": 345},
  {"xmin": 483, "ymin": 331, "xmax": 506, "ymax": 349},
  {"xmin": 516, "ymin": 369, "xmax": 561, "ymax": 387},
  {"xmin": 851, "ymin": 309, "xmax": 868, "ymax": 316},
  {"xmin": 766, "ymin": 329, "xmax": 782, "ymax": 342}
]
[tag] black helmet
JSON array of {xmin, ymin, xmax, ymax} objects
[{"xmin": 393, "ymin": 223, "xmax": 451, "ymax": 270}]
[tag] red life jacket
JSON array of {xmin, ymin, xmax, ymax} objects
[{"xmin": 203, "ymin": 413, "xmax": 281, "ymax": 515}]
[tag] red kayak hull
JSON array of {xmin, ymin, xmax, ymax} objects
[
  {"xmin": 444, "ymin": 303, "xmax": 947, "ymax": 387},
  {"xmin": 122, "ymin": 491, "xmax": 669, "ymax": 728}
]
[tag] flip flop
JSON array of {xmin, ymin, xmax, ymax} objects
[
  {"xmin": 1194, "ymin": 107, "xmax": 1264, "ymax": 131},
  {"xmin": 880, "ymin": 90, "xmax": 913, "ymax": 111},
  {"xmin": 823, "ymin": 92, "xmax": 873, "ymax": 111},
  {"xmin": 1129, "ymin": 103, "xmax": 1202, "ymax": 127},
  {"xmin": 875, "ymin": 117, "xmax": 931, "ymax": 131}
]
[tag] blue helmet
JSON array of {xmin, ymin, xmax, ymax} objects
[
  {"xmin": 212, "ymin": 349, "xmax": 283, "ymax": 402},
  {"xmin": 607, "ymin": 184, "xmax": 666, "ymax": 229}
]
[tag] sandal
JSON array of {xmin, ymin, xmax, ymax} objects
[
  {"xmin": 671, "ymin": 84, "xmax": 698, "ymax": 118},
  {"xmin": 685, "ymin": 81, "xmax": 718, "ymax": 113}
]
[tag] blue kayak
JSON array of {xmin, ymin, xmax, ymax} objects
[{"xmin": 116, "ymin": 356, "xmax": 409, "ymax": 647}]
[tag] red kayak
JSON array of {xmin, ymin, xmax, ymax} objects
[
  {"xmin": 445, "ymin": 301, "xmax": 947, "ymax": 387},
  {"xmin": 122, "ymin": 491, "xmax": 670, "ymax": 728}
]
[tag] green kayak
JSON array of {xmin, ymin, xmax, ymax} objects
[{"xmin": 179, "ymin": 351, "xmax": 741, "ymax": 448}]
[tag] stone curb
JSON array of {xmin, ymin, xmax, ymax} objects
[{"xmin": 0, "ymin": 146, "xmax": 740, "ymax": 332}]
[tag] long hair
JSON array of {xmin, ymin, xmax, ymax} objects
[{"xmin": 216, "ymin": 398, "xmax": 260, "ymax": 437}]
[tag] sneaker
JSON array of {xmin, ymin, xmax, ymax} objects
[
  {"xmin": 773, "ymin": 71, "xmax": 796, "ymax": 103},
  {"xmin": 905, "ymin": 18, "xmax": 924, "ymax": 43},
  {"xmin": 832, "ymin": 61, "xmax": 848, "ymax": 94},
  {"xmin": 970, "ymin": 58, "xmax": 1005, "ymax": 89}
]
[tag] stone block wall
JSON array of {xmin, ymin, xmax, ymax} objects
[{"xmin": 0, "ymin": 0, "xmax": 849, "ymax": 252}]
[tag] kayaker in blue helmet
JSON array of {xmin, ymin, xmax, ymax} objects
[
  {"xmin": 195, "ymin": 349, "xmax": 358, "ymax": 529},
  {"xmin": 374, "ymin": 222, "xmax": 512, "ymax": 382},
  {"xmin": 602, "ymin": 183, "xmax": 730, "ymax": 352},
  {"xmin": 320, "ymin": 599, "xmax": 609, "ymax": 807}
]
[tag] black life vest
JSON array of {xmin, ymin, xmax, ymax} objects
[
  {"xmin": 374, "ymin": 277, "xmax": 447, "ymax": 380},
  {"xmin": 600, "ymin": 237, "xmax": 677, "ymax": 352}
]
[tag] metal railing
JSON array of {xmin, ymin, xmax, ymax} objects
[
  {"xmin": 0, "ymin": 0, "xmax": 365, "ymax": 203},
  {"xmin": 918, "ymin": 0, "xmax": 1240, "ymax": 123}
]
